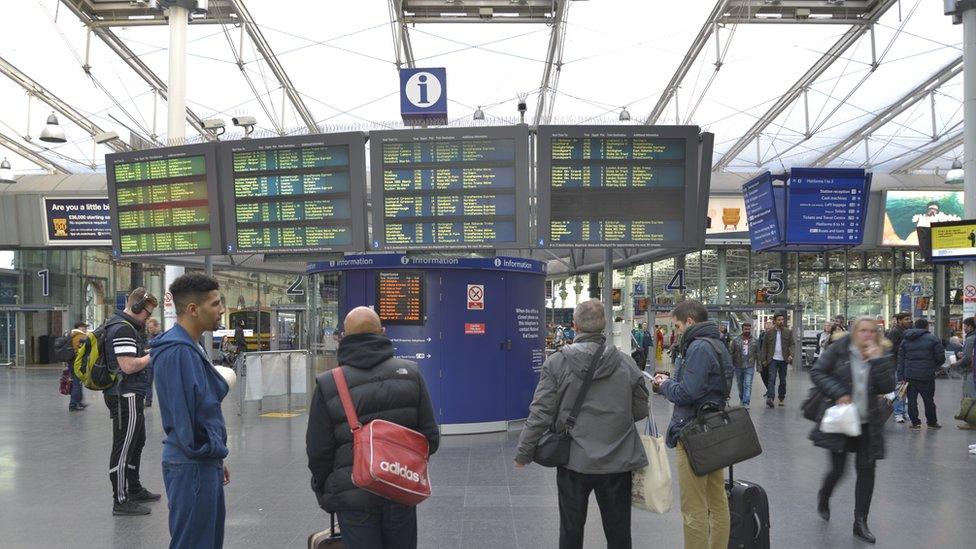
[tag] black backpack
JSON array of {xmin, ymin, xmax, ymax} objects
[{"xmin": 53, "ymin": 334, "xmax": 76, "ymax": 363}]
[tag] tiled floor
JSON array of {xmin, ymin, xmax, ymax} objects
[{"xmin": 2, "ymin": 366, "xmax": 975, "ymax": 548}]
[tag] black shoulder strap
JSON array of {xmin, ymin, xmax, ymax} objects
[
  {"xmin": 700, "ymin": 337, "xmax": 732, "ymax": 400},
  {"xmin": 565, "ymin": 343, "xmax": 605, "ymax": 430}
]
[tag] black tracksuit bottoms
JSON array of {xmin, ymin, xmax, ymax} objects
[{"xmin": 104, "ymin": 393, "xmax": 146, "ymax": 504}]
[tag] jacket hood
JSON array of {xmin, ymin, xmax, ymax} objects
[
  {"xmin": 681, "ymin": 321, "xmax": 720, "ymax": 353},
  {"xmin": 337, "ymin": 333, "xmax": 395, "ymax": 369},
  {"xmin": 150, "ymin": 323, "xmax": 207, "ymax": 358},
  {"xmin": 903, "ymin": 328, "xmax": 930, "ymax": 341},
  {"xmin": 562, "ymin": 333, "xmax": 621, "ymax": 380}
]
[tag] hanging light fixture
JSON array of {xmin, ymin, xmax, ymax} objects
[
  {"xmin": 473, "ymin": 106, "xmax": 485, "ymax": 120},
  {"xmin": 0, "ymin": 158, "xmax": 14, "ymax": 184},
  {"xmin": 39, "ymin": 113, "xmax": 67, "ymax": 143},
  {"xmin": 946, "ymin": 158, "xmax": 964, "ymax": 185},
  {"xmin": 619, "ymin": 107, "xmax": 631, "ymax": 122}
]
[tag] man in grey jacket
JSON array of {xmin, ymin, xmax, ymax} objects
[
  {"xmin": 514, "ymin": 299, "xmax": 649, "ymax": 549},
  {"xmin": 730, "ymin": 322, "xmax": 759, "ymax": 406}
]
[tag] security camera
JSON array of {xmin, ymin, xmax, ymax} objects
[
  {"xmin": 202, "ymin": 118, "xmax": 225, "ymax": 130},
  {"xmin": 232, "ymin": 116, "xmax": 256, "ymax": 127}
]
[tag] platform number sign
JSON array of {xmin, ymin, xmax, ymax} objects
[
  {"xmin": 37, "ymin": 269, "xmax": 49, "ymax": 297},
  {"xmin": 286, "ymin": 275, "xmax": 305, "ymax": 297},
  {"xmin": 766, "ymin": 269, "xmax": 785, "ymax": 296},
  {"xmin": 665, "ymin": 269, "xmax": 686, "ymax": 293},
  {"xmin": 400, "ymin": 67, "xmax": 447, "ymax": 126}
]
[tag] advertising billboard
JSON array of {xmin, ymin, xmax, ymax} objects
[
  {"xmin": 929, "ymin": 220, "xmax": 976, "ymax": 263},
  {"xmin": 881, "ymin": 190, "xmax": 963, "ymax": 246}
]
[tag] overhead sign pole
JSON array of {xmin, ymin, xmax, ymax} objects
[{"xmin": 165, "ymin": 2, "xmax": 189, "ymax": 334}]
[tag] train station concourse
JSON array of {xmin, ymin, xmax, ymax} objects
[{"xmin": 2, "ymin": 1, "xmax": 976, "ymax": 548}]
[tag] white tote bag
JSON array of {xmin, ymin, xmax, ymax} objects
[
  {"xmin": 631, "ymin": 398, "xmax": 673, "ymax": 514},
  {"xmin": 820, "ymin": 403, "xmax": 862, "ymax": 437}
]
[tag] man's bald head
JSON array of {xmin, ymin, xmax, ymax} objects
[{"xmin": 344, "ymin": 306, "xmax": 383, "ymax": 335}]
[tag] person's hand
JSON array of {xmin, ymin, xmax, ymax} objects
[
  {"xmin": 223, "ymin": 465, "xmax": 230, "ymax": 486},
  {"xmin": 513, "ymin": 461, "xmax": 525, "ymax": 469},
  {"xmin": 836, "ymin": 395, "xmax": 853, "ymax": 405},
  {"xmin": 862, "ymin": 341, "xmax": 882, "ymax": 360}
]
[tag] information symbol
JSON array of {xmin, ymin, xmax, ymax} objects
[{"xmin": 405, "ymin": 72, "xmax": 442, "ymax": 108}]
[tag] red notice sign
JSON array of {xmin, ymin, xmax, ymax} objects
[{"xmin": 465, "ymin": 323, "xmax": 486, "ymax": 335}]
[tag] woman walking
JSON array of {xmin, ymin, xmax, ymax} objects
[{"xmin": 809, "ymin": 317, "xmax": 895, "ymax": 544}]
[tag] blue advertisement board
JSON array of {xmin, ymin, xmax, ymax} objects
[
  {"xmin": 399, "ymin": 68, "xmax": 447, "ymax": 126},
  {"xmin": 43, "ymin": 197, "xmax": 111, "ymax": 245},
  {"xmin": 742, "ymin": 172, "xmax": 781, "ymax": 251},
  {"xmin": 786, "ymin": 168, "xmax": 870, "ymax": 246}
]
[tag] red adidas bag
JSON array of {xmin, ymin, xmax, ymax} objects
[{"xmin": 332, "ymin": 367, "xmax": 431, "ymax": 506}]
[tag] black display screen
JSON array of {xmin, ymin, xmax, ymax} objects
[
  {"xmin": 370, "ymin": 127, "xmax": 530, "ymax": 250},
  {"xmin": 376, "ymin": 271, "xmax": 424, "ymax": 325},
  {"xmin": 536, "ymin": 126, "xmax": 706, "ymax": 248},
  {"xmin": 219, "ymin": 133, "xmax": 367, "ymax": 254},
  {"xmin": 105, "ymin": 143, "xmax": 222, "ymax": 257}
]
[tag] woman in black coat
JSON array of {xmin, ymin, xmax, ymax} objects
[{"xmin": 809, "ymin": 317, "xmax": 895, "ymax": 545}]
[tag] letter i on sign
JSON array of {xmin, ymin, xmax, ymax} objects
[{"xmin": 418, "ymin": 74, "xmax": 429, "ymax": 104}]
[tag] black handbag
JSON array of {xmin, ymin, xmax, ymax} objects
[
  {"xmin": 679, "ymin": 338, "xmax": 762, "ymax": 476},
  {"xmin": 801, "ymin": 386, "xmax": 832, "ymax": 422},
  {"xmin": 533, "ymin": 343, "xmax": 605, "ymax": 468}
]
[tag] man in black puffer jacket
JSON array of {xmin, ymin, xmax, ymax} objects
[
  {"xmin": 896, "ymin": 318, "xmax": 944, "ymax": 430},
  {"xmin": 307, "ymin": 307, "xmax": 439, "ymax": 548}
]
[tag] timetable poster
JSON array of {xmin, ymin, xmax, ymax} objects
[
  {"xmin": 106, "ymin": 143, "xmax": 222, "ymax": 257},
  {"xmin": 536, "ymin": 126, "xmax": 701, "ymax": 248},
  {"xmin": 369, "ymin": 127, "xmax": 530, "ymax": 250},
  {"xmin": 376, "ymin": 271, "xmax": 424, "ymax": 325},
  {"xmin": 218, "ymin": 133, "xmax": 367, "ymax": 254}
]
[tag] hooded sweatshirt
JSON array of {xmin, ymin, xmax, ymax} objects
[
  {"xmin": 152, "ymin": 323, "xmax": 229, "ymax": 464},
  {"xmin": 307, "ymin": 332, "xmax": 439, "ymax": 512},
  {"xmin": 515, "ymin": 333, "xmax": 649, "ymax": 474}
]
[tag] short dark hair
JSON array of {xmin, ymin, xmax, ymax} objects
[
  {"xmin": 169, "ymin": 273, "xmax": 219, "ymax": 315},
  {"xmin": 964, "ymin": 317, "xmax": 976, "ymax": 331},
  {"xmin": 773, "ymin": 313, "xmax": 785, "ymax": 321},
  {"xmin": 894, "ymin": 312, "xmax": 911, "ymax": 321},
  {"xmin": 74, "ymin": 320, "xmax": 88, "ymax": 329},
  {"xmin": 127, "ymin": 287, "xmax": 158, "ymax": 310},
  {"xmin": 914, "ymin": 318, "xmax": 929, "ymax": 330},
  {"xmin": 672, "ymin": 300, "xmax": 708, "ymax": 323},
  {"xmin": 742, "ymin": 322, "xmax": 752, "ymax": 327}
]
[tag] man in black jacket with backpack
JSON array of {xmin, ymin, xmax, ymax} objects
[{"xmin": 307, "ymin": 306, "xmax": 440, "ymax": 549}]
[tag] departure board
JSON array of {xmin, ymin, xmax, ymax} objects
[
  {"xmin": 536, "ymin": 126, "xmax": 710, "ymax": 248},
  {"xmin": 376, "ymin": 271, "xmax": 424, "ymax": 325},
  {"xmin": 106, "ymin": 143, "xmax": 222, "ymax": 257},
  {"xmin": 218, "ymin": 133, "xmax": 367, "ymax": 254},
  {"xmin": 369, "ymin": 127, "xmax": 530, "ymax": 250}
]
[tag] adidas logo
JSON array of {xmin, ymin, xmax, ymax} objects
[{"xmin": 379, "ymin": 461, "xmax": 421, "ymax": 483}]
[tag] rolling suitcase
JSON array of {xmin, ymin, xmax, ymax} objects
[
  {"xmin": 726, "ymin": 465, "xmax": 770, "ymax": 549},
  {"xmin": 308, "ymin": 513, "xmax": 343, "ymax": 548}
]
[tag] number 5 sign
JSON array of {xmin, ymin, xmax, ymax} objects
[{"xmin": 766, "ymin": 269, "xmax": 785, "ymax": 296}]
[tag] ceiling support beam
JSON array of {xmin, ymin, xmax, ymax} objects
[
  {"xmin": 0, "ymin": 130, "xmax": 72, "ymax": 174},
  {"xmin": 0, "ymin": 55, "xmax": 131, "ymax": 153},
  {"xmin": 891, "ymin": 130, "xmax": 964, "ymax": 174},
  {"xmin": 713, "ymin": 0, "xmax": 897, "ymax": 171},
  {"xmin": 533, "ymin": 0, "xmax": 570, "ymax": 126},
  {"xmin": 59, "ymin": 0, "xmax": 208, "ymax": 140},
  {"xmin": 645, "ymin": 0, "xmax": 730, "ymax": 125},
  {"xmin": 811, "ymin": 56, "xmax": 963, "ymax": 167},
  {"xmin": 390, "ymin": 0, "xmax": 416, "ymax": 68},
  {"xmin": 228, "ymin": 0, "xmax": 318, "ymax": 133}
]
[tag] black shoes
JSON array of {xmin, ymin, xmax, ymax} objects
[
  {"xmin": 68, "ymin": 403, "xmax": 88, "ymax": 411},
  {"xmin": 928, "ymin": 423, "xmax": 942, "ymax": 429},
  {"xmin": 909, "ymin": 423, "xmax": 922, "ymax": 431},
  {"xmin": 113, "ymin": 501, "xmax": 151, "ymax": 516},
  {"xmin": 766, "ymin": 399, "xmax": 774, "ymax": 409},
  {"xmin": 853, "ymin": 516, "xmax": 876, "ymax": 544},
  {"xmin": 817, "ymin": 490, "xmax": 830, "ymax": 522},
  {"xmin": 128, "ymin": 488, "xmax": 162, "ymax": 502}
]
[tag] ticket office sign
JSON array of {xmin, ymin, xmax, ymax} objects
[{"xmin": 105, "ymin": 143, "xmax": 223, "ymax": 258}]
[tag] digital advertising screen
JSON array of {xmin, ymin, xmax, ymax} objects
[
  {"xmin": 376, "ymin": 271, "xmax": 424, "ymax": 325},
  {"xmin": 218, "ymin": 133, "xmax": 367, "ymax": 254},
  {"xmin": 881, "ymin": 190, "xmax": 964, "ymax": 246},
  {"xmin": 369, "ymin": 126, "xmax": 530, "ymax": 250},
  {"xmin": 536, "ymin": 125, "xmax": 705, "ymax": 248},
  {"xmin": 928, "ymin": 220, "xmax": 976, "ymax": 263},
  {"xmin": 43, "ymin": 197, "xmax": 112, "ymax": 246},
  {"xmin": 105, "ymin": 143, "xmax": 222, "ymax": 257}
]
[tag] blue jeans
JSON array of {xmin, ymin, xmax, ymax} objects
[
  {"xmin": 765, "ymin": 360, "xmax": 788, "ymax": 400},
  {"xmin": 337, "ymin": 503, "xmax": 418, "ymax": 549},
  {"xmin": 68, "ymin": 362, "xmax": 83, "ymax": 408},
  {"xmin": 893, "ymin": 396, "xmax": 905, "ymax": 418},
  {"xmin": 162, "ymin": 461, "xmax": 225, "ymax": 549},
  {"xmin": 733, "ymin": 367, "xmax": 755, "ymax": 406}
]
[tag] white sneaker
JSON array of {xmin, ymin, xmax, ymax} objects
[
  {"xmin": 969, "ymin": 443, "xmax": 976, "ymax": 450},
  {"xmin": 895, "ymin": 416, "xmax": 905, "ymax": 424},
  {"xmin": 970, "ymin": 447, "xmax": 976, "ymax": 455}
]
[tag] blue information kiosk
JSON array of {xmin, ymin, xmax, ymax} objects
[{"xmin": 308, "ymin": 254, "xmax": 546, "ymax": 434}]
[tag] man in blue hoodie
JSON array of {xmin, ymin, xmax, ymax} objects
[
  {"xmin": 153, "ymin": 273, "xmax": 229, "ymax": 549},
  {"xmin": 652, "ymin": 299, "xmax": 732, "ymax": 549}
]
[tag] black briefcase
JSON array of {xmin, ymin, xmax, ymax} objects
[{"xmin": 679, "ymin": 405, "xmax": 762, "ymax": 476}]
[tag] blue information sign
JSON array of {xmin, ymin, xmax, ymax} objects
[
  {"xmin": 743, "ymin": 172, "xmax": 781, "ymax": 251},
  {"xmin": 399, "ymin": 68, "xmax": 447, "ymax": 126},
  {"xmin": 786, "ymin": 168, "xmax": 870, "ymax": 246}
]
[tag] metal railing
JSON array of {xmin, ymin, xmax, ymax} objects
[{"xmin": 238, "ymin": 350, "xmax": 308, "ymax": 416}]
